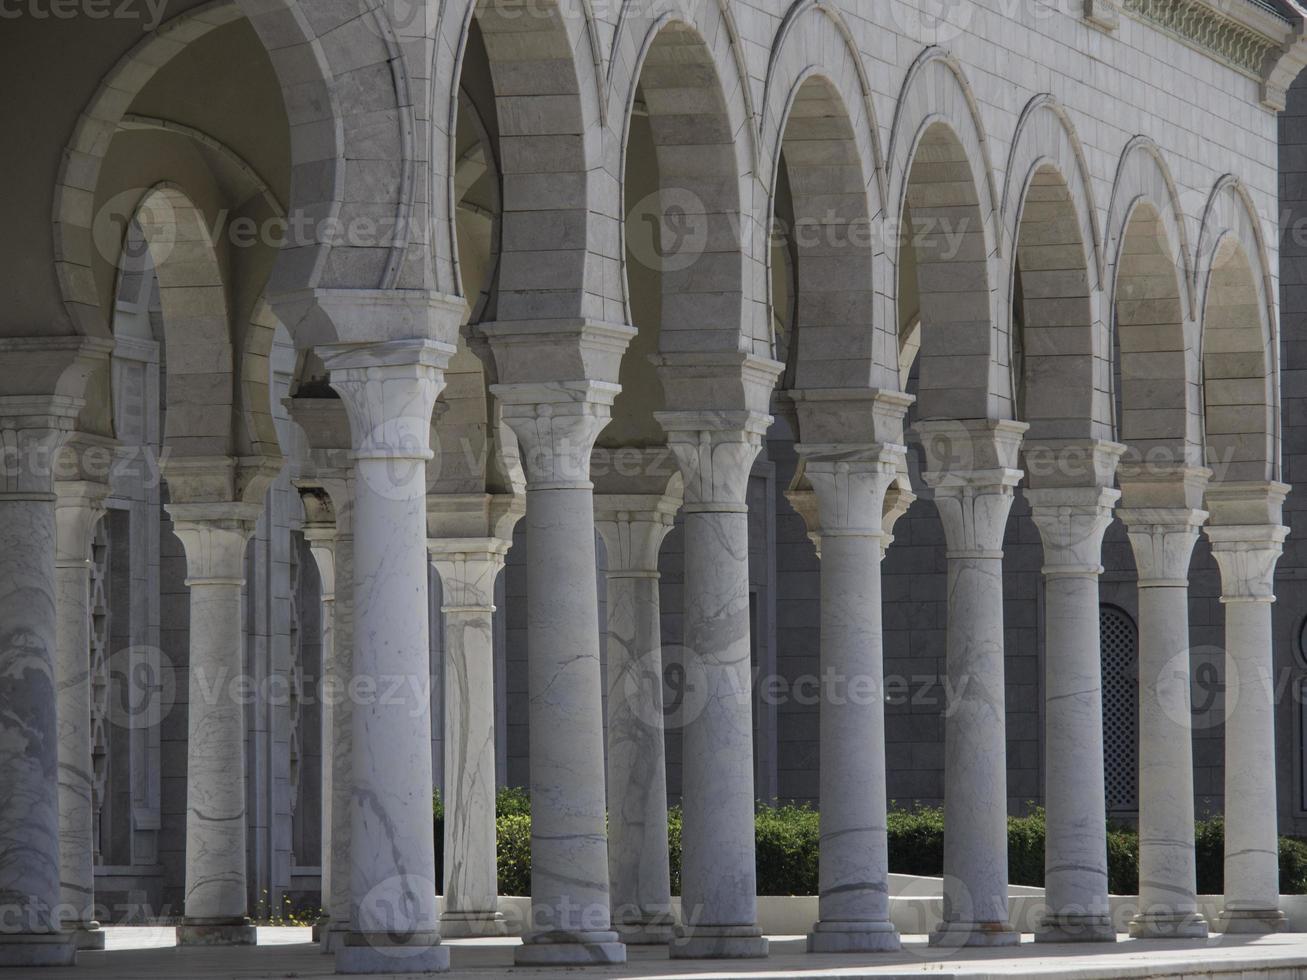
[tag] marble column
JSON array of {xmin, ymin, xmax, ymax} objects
[
  {"xmin": 1027, "ymin": 479, "xmax": 1120, "ymax": 943},
  {"xmin": 1206, "ymin": 482, "xmax": 1290, "ymax": 934},
  {"xmin": 0, "ymin": 404, "xmax": 81, "ymax": 968},
  {"xmin": 53, "ymin": 475, "xmax": 110, "ymax": 950},
  {"xmin": 321, "ymin": 339, "xmax": 453, "ymax": 974},
  {"xmin": 429, "ymin": 539, "xmax": 510, "ymax": 938},
  {"xmin": 801, "ymin": 442, "xmax": 904, "ymax": 953},
  {"xmin": 299, "ymin": 497, "xmax": 337, "ymax": 944},
  {"xmin": 916, "ymin": 419, "xmax": 1025, "ymax": 948},
  {"xmin": 1119, "ymin": 477, "xmax": 1210, "ymax": 939},
  {"xmin": 594, "ymin": 483, "xmax": 679, "ymax": 945},
  {"xmin": 655, "ymin": 410, "xmax": 771, "ymax": 960},
  {"xmin": 167, "ymin": 503, "xmax": 261, "ymax": 946},
  {"xmin": 493, "ymin": 382, "xmax": 625, "ymax": 966}
]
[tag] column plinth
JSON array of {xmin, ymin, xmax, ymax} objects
[
  {"xmin": 1206, "ymin": 482, "xmax": 1290, "ymax": 935},
  {"xmin": 53, "ymin": 473, "xmax": 110, "ymax": 951},
  {"xmin": 594, "ymin": 480, "xmax": 680, "ymax": 946},
  {"xmin": 1027, "ymin": 474, "xmax": 1121, "ymax": 944},
  {"xmin": 656, "ymin": 407, "xmax": 772, "ymax": 961},
  {"xmin": 493, "ymin": 381, "xmax": 626, "ymax": 967},
  {"xmin": 429, "ymin": 532, "xmax": 516, "ymax": 939},
  {"xmin": 322, "ymin": 339, "xmax": 454, "ymax": 975},
  {"xmin": 1119, "ymin": 473, "xmax": 1211, "ymax": 939},
  {"xmin": 916, "ymin": 419, "xmax": 1026, "ymax": 948}
]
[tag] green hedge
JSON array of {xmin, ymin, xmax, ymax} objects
[{"xmin": 437, "ymin": 794, "xmax": 1307, "ymax": 897}]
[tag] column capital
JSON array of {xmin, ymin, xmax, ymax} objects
[
  {"xmin": 301, "ymin": 525, "xmax": 337, "ymax": 600},
  {"xmin": 794, "ymin": 443, "xmax": 905, "ymax": 539},
  {"xmin": 654, "ymin": 414, "xmax": 768, "ymax": 511},
  {"xmin": 166, "ymin": 503, "xmax": 259, "ymax": 585},
  {"xmin": 54, "ymin": 477, "xmax": 110, "ymax": 566},
  {"xmin": 881, "ymin": 481, "xmax": 916, "ymax": 556},
  {"xmin": 1205, "ymin": 524, "xmax": 1288, "ymax": 603},
  {"xmin": 428, "ymin": 541, "xmax": 510, "ymax": 611},
  {"xmin": 1117, "ymin": 507, "xmax": 1208, "ymax": 586},
  {"xmin": 162, "ymin": 454, "xmax": 281, "ymax": 507},
  {"xmin": 594, "ymin": 491, "xmax": 681, "ymax": 575},
  {"xmin": 1026, "ymin": 485, "xmax": 1121, "ymax": 575},
  {"xmin": 491, "ymin": 381, "xmax": 620, "ymax": 489},
  {"xmin": 319, "ymin": 339, "xmax": 454, "ymax": 462}
]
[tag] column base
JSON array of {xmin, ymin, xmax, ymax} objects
[
  {"xmin": 335, "ymin": 932, "xmax": 450, "ymax": 974},
  {"xmin": 669, "ymin": 924, "xmax": 769, "ymax": 959},
  {"xmin": 614, "ymin": 912, "xmax": 676, "ymax": 945},
  {"xmin": 319, "ymin": 921, "xmax": 347, "ymax": 953},
  {"xmin": 72, "ymin": 924, "xmax": 106, "ymax": 950},
  {"xmin": 1127, "ymin": 911, "xmax": 1209, "ymax": 939},
  {"xmin": 807, "ymin": 920, "xmax": 901, "ymax": 953},
  {"xmin": 514, "ymin": 931, "xmax": 626, "ymax": 965},
  {"xmin": 1035, "ymin": 913, "xmax": 1116, "ymax": 943},
  {"xmin": 1215, "ymin": 908, "xmax": 1287, "ymax": 934},
  {"xmin": 0, "ymin": 932, "xmax": 77, "ymax": 967},
  {"xmin": 177, "ymin": 918, "xmax": 257, "ymax": 946},
  {"xmin": 439, "ymin": 910, "xmax": 511, "ymax": 938},
  {"xmin": 929, "ymin": 920, "xmax": 1021, "ymax": 948}
]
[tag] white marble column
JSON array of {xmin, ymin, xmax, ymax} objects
[
  {"xmin": 300, "ymin": 500, "xmax": 337, "ymax": 944},
  {"xmin": 321, "ymin": 339, "xmax": 453, "ymax": 974},
  {"xmin": 429, "ymin": 540, "xmax": 510, "ymax": 938},
  {"xmin": 917, "ymin": 419, "xmax": 1025, "ymax": 948},
  {"xmin": 53, "ymin": 476, "xmax": 109, "ymax": 950},
  {"xmin": 167, "ymin": 503, "xmax": 261, "ymax": 946},
  {"xmin": 594, "ymin": 485, "xmax": 679, "ymax": 945},
  {"xmin": 1206, "ymin": 482, "xmax": 1290, "ymax": 934},
  {"xmin": 0, "ymin": 404, "xmax": 80, "ymax": 968},
  {"xmin": 1027, "ymin": 479, "xmax": 1120, "ymax": 943},
  {"xmin": 801, "ymin": 443, "xmax": 904, "ymax": 953},
  {"xmin": 1119, "ymin": 482, "xmax": 1210, "ymax": 938},
  {"xmin": 493, "ymin": 382, "xmax": 625, "ymax": 966},
  {"xmin": 656, "ymin": 411, "xmax": 770, "ymax": 960}
]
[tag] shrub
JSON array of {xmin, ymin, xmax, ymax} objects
[
  {"xmin": 1006, "ymin": 807, "xmax": 1046, "ymax": 887},
  {"xmin": 755, "ymin": 805, "xmax": 820, "ymax": 895},
  {"xmin": 497, "ymin": 814, "xmax": 532, "ymax": 896},
  {"xmin": 886, "ymin": 803, "xmax": 945, "ymax": 876},
  {"xmin": 497, "ymin": 786, "xmax": 531, "ymax": 818},
  {"xmin": 1106, "ymin": 825, "xmax": 1139, "ymax": 895},
  {"xmin": 667, "ymin": 805, "xmax": 683, "ymax": 897}
]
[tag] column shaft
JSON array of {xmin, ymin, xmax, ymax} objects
[
  {"xmin": 326, "ymin": 527, "xmax": 354, "ymax": 951},
  {"xmin": 53, "ymin": 483, "xmax": 108, "ymax": 950},
  {"xmin": 595, "ymin": 492, "xmax": 676, "ymax": 946},
  {"xmin": 169, "ymin": 515, "xmax": 258, "ymax": 946},
  {"xmin": 432, "ymin": 547, "xmax": 508, "ymax": 938},
  {"xmin": 1206, "ymin": 511, "xmax": 1288, "ymax": 934},
  {"xmin": 0, "ymin": 494, "xmax": 75, "ymax": 966}
]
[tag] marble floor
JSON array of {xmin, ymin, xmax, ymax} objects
[{"xmin": 24, "ymin": 927, "xmax": 1307, "ymax": 979}]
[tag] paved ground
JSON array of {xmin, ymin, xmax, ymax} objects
[{"xmin": 22, "ymin": 927, "xmax": 1307, "ymax": 979}]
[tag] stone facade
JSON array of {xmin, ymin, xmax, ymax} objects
[{"xmin": 4, "ymin": 0, "xmax": 1307, "ymax": 970}]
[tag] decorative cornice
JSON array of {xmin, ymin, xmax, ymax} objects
[{"xmin": 1116, "ymin": 0, "xmax": 1306, "ymax": 109}]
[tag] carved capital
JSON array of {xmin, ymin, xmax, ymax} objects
[
  {"xmin": 166, "ymin": 503, "xmax": 261, "ymax": 585},
  {"xmin": 428, "ymin": 540, "xmax": 510, "ymax": 611},
  {"xmin": 1118, "ymin": 507, "xmax": 1208, "ymax": 586},
  {"xmin": 54, "ymin": 478, "xmax": 110, "ymax": 566},
  {"xmin": 1205, "ymin": 524, "xmax": 1287, "ymax": 603},
  {"xmin": 594, "ymin": 491, "xmax": 681, "ymax": 576},
  {"xmin": 492, "ymin": 381, "xmax": 619, "ymax": 488},
  {"xmin": 319, "ymin": 339, "xmax": 453, "ymax": 462},
  {"xmin": 795, "ymin": 443, "xmax": 904, "ymax": 538},
  {"xmin": 1027, "ymin": 486, "xmax": 1121, "ymax": 575},
  {"xmin": 655, "ymin": 414, "xmax": 767, "ymax": 510}
]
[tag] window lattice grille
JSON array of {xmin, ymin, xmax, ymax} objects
[
  {"xmin": 88, "ymin": 519, "xmax": 111, "ymax": 863},
  {"xmin": 1100, "ymin": 605, "xmax": 1138, "ymax": 812}
]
